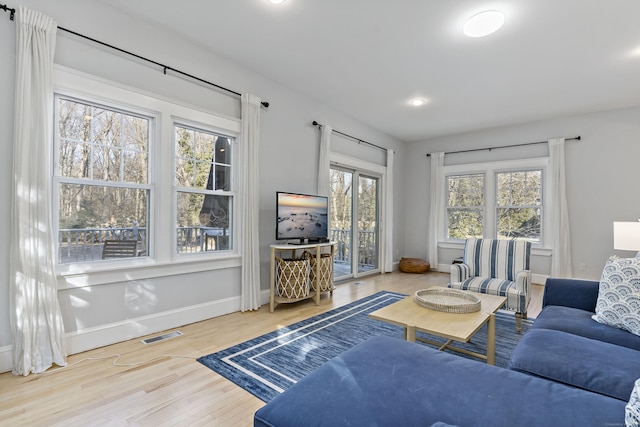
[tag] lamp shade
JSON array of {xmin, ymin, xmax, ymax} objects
[{"xmin": 613, "ymin": 222, "xmax": 640, "ymax": 251}]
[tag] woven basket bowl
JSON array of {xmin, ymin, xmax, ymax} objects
[{"xmin": 414, "ymin": 288, "xmax": 481, "ymax": 313}]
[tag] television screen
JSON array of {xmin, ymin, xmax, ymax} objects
[{"xmin": 276, "ymin": 192, "xmax": 329, "ymax": 243}]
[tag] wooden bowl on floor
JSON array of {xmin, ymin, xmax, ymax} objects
[{"xmin": 399, "ymin": 258, "xmax": 430, "ymax": 273}]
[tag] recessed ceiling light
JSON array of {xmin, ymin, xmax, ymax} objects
[
  {"xmin": 267, "ymin": 0, "xmax": 286, "ymax": 4},
  {"xmin": 463, "ymin": 10, "xmax": 504, "ymax": 38},
  {"xmin": 409, "ymin": 98, "xmax": 428, "ymax": 107}
]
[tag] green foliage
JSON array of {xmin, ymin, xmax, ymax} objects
[
  {"xmin": 448, "ymin": 174, "xmax": 483, "ymax": 207},
  {"xmin": 447, "ymin": 170, "xmax": 542, "ymax": 241}
]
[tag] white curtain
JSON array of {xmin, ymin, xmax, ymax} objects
[
  {"xmin": 240, "ymin": 94, "xmax": 262, "ymax": 311},
  {"xmin": 549, "ymin": 138, "xmax": 573, "ymax": 277},
  {"xmin": 384, "ymin": 149, "xmax": 394, "ymax": 272},
  {"xmin": 317, "ymin": 124, "xmax": 332, "ymax": 197},
  {"xmin": 10, "ymin": 7, "xmax": 66, "ymax": 376},
  {"xmin": 428, "ymin": 152, "xmax": 445, "ymax": 270}
]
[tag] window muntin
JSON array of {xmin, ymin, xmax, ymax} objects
[
  {"xmin": 55, "ymin": 97, "xmax": 151, "ymax": 264},
  {"xmin": 175, "ymin": 125, "xmax": 234, "ymax": 254},
  {"xmin": 442, "ymin": 158, "xmax": 548, "ymax": 247},
  {"xmin": 496, "ymin": 170, "xmax": 542, "ymax": 242},
  {"xmin": 446, "ymin": 174, "xmax": 484, "ymax": 239}
]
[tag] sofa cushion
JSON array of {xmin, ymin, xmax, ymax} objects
[
  {"xmin": 534, "ymin": 305, "xmax": 640, "ymax": 351},
  {"xmin": 254, "ymin": 336, "xmax": 626, "ymax": 427},
  {"xmin": 449, "ymin": 277, "xmax": 525, "ymax": 313},
  {"xmin": 509, "ymin": 328, "xmax": 640, "ymax": 401},
  {"xmin": 627, "ymin": 379, "xmax": 640, "ymax": 427},
  {"xmin": 592, "ymin": 255, "xmax": 640, "ymax": 336},
  {"xmin": 542, "ymin": 278, "xmax": 599, "ymax": 312}
]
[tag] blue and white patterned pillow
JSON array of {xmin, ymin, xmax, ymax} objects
[
  {"xmin": 592, "ymin": 256, "xmax": 640, "ymax": 336},
  {"xmin": 627, "ymin": 378, "xmax": 640, "ymax": 427}
]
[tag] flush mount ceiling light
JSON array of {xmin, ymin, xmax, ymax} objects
[
  {"xmin": 463, "ymin": 10, "xmax": 504, "ymax": 38},
  {"xmin": 267, "ymin": 0, "xmax": 286, "ymax": 4},
  {"xmin": 409, "ymin": 98, "xmax": 428, "ymax": 107}
]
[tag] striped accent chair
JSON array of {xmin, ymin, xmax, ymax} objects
[{"xmin": 449, "ymin": 238, "xmax": 532, "ymax": 332}]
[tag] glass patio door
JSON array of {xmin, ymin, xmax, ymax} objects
[{"xmin": 330, "ymin": 167, "xmax": 380, "ymax": 281}]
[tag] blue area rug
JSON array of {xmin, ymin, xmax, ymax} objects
[{"xmin": 197, "ymin": 291, "xmax": 532, "ymax": 403}]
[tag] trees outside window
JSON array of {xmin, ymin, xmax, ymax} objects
[
  {"xmin": 442, "ymin": 158, "xmax": 548, "ymax": 247},
  {"xmin": 53, "ymin": 73, "xmax": 240, "ymax": 266},
  {"xmin": 496, "ymin": 170, "xmax": 542, "ymax": 242},
  {"xmin": 447, "ymin": 174, "xmax": 484, "ymax": 239},
  {"xmin": 55, "ymin": 97, "xmax": 150, "ymax": 263},
  {"xmin": 175, "ymin": 126, "xmax": 234, "ymax": 253}
]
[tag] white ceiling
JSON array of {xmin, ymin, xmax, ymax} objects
[{"xmin": 102, "ymin": 0, "xmax": 640, "ymax": 142}]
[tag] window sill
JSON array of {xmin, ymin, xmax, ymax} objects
[
  {"xmin": 57, "ymin": 254, "xmax": 242, "ymax": 290},
  {"xmin": 438, "ymin": 240, "xmax": 552, "ymax": 257}
]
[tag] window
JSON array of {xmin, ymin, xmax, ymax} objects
[
  {"xmin": 55, "ymin": 96, "xmax": 151, "ymax": 263},
  {"xmin": 175, "ymin": 125, "xmax": 234, "ymax": 253},
  {"xmin": 496, "ymin": 170, "xmax": 542, "ymax": 242},
  {"xmin": 442, "ymin": 158, "xmax": 549, "ymax": 247},
  {"xmin": 446, "ymin": 174, "xmax": 484, "ymax": 239},
  {"xmin": 53, "ymin": 68, "xmax": 242, "ymax": 270}
]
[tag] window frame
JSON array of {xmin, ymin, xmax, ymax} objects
[
  {"xmin": 441, "ymin": 157, "xmax": 550, "ymax": 250},
  {"xmin": 52, "ymin": 66, "xmax": 242, "ymax": 285},
  {"xmin": 53, "ymin": 94, "xmax": 155, "ymax": 264},
  {"xmin": 495, "ymin": 169, "xmax": 544, "ymax": 243},
  {"xmin": 446, "ymin": 172, "xmax": 485, "ymax": 240},
  {"xmin": 173, "ymin": 121, "xmax": 237, "ymax": 257}
]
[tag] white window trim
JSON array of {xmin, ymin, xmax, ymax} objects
[
  {"xmin": 172, "ymin": 122, "xmax": 238, "ymax": 259},
  {"xmin": 441, "ymin": 156, "xmax": 551, "ymax": 250},
  {"xmin": 330, "ymin": 152, "xmax": 387, "ymax": 277},
  {"xmin": 53, "ymin": 66, "xmax": 242, "ymax": 288}
]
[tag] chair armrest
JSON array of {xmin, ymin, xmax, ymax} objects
[
  {"xmin": 450, "ymin": 263, "xmax": 470, "ymax": 283},
  {"xmin": 514, "ymin": 270, "xmax": 531, "ymax": 294},
  {"xmin": 542, "ymin": 278, "xmax": 600, "ymax": 312}
]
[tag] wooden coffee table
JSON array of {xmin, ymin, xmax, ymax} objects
[{"xmin": 369, "ymin": 292, "xmax": 507, "ymax": 365}]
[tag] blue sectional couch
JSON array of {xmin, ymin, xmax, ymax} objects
[
  {"xmin": 254, "ymin": 335, "xmax": 626, "ymax": 426},
  {"xmin": 254, "ymin": 278, "xmax": 639, "ymax": 426},
  {"xmin": 509, "ymin": 277, "xmax": 640, "ymax": 401}
]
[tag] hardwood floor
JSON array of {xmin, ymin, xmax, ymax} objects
[{"xmin": 0, "ymin": 271, "xmax": 543, "ymax": 427}]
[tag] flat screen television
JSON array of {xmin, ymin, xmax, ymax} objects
[{"xmin": 276, "ymin": 191, "xmax": 329, "ymax": 244}]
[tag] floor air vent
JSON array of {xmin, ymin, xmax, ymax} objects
[{"xmin": 141, "ymin": 331, "xmax": 183, "ymax": 345}]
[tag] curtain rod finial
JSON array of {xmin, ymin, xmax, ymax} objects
[
  {"xmin": 1, "ymin": 3, "xmax": 15, "ymax": 20},
  {"xmin": 261, "ymin": 101, "xmax": 269, "ymax": 108}
]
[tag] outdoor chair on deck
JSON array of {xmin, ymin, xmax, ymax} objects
[
  {"xmin": 449, "ymin": 238, "xmax": 531, "ymax": 333},
  {"xmin": 102, "ymin": 239, "xmax": 138, "ymax": 259}
]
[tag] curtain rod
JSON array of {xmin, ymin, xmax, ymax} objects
[
  {"xmin": 312, "ymin": 121, "xmax": 389, "ymax": 152},
  {"xmin": 1, "ymin": 3, "xmax": 14, "ymax": 20},
  {"xmin": 1, "ymin": 3, "xmax": 269, "ymax": 109},
  {"xmin": 425, "ymin": 136, "xmax": 581, "ymax": 157}
]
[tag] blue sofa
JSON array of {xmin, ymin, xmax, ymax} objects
[
  {"xmin": 509, "ymin": 277, "xmax": 640, "ymax": 401},
  {"xmin": 254, "ymin": 335, "xmax": 626, "ymax": 426}
]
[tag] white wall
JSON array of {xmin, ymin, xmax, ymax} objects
[
  {"xmin": 404, "ymin": 106, "xmax": 640, "ymax": 281},
  {"xmin": 0, "ymin": 0, "xmax": 405, "ymax": 371}
]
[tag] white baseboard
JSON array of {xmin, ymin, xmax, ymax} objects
[
  {"xmin": 0, "ymin": 292, "xmax": 275, "ymax": 374},
  {"xmin": 436, "ymin": 263, "xmax": 450, "ymax": 273},
  {"xmin": 64, "ymin": 296, "xmax": 243, "ymax": 356},
  {"xmin": 531, "ymin": 274, "xmax": 548, "ymax": 285},
  {"xmin": 0, "ymin": 345, "xmax": 12, "ymax": 375}
]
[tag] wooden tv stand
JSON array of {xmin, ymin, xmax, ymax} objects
[{"xmin": 269, "ymin": 242, "xmax": 335, "ymax": 312}]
